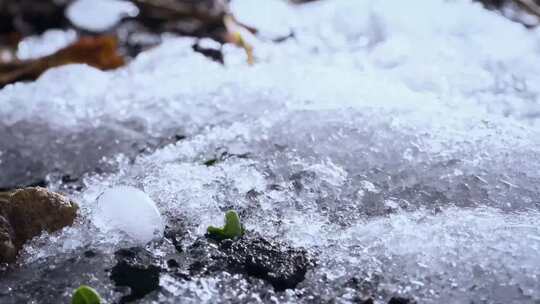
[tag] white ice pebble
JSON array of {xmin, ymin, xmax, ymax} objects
[
  {"xmin": 67, "ymin": 0, "xmax": 139, "ymax": 32},
  {"xmin": 93, "ymin": 186, "xmax": 164, "ymax": 244}
]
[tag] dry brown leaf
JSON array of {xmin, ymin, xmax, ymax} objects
[{"xmin": 0, "ymin": 35, "xmax": 124, "ymax": 88}]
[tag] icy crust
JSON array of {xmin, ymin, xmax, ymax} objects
[
  {"xmin": 1, "ymin": 0, "xmax": 540, "ymax": 303},
  {"xmin": 51, "ymin": 108, "xmax": 540, "ymax": 303},
  {"xmin": 11, "ymin": 108, "xmax": 540, "ymax": 303}
]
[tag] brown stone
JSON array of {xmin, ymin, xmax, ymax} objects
[{"xmin": 0, "ymin": 187, "xmax": 78, "ymax": 263}]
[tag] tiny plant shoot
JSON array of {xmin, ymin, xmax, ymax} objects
[
  {"xmin": 207, "ymin": 210, "xmax": 245, "ymax": 240},
  {"xmin": 72, "ymin": 285, "xmax": 101, "ymax": 304}
]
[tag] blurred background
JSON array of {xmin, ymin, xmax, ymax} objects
[{"xmin": 1, "ymin": 0, "xmax": 540, "ymax": 89}]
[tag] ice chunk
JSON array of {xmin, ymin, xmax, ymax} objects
[
  {"xmin": 93, "ymin": 186, "xmax": 164, "ymax": 244},
  {"xmin": 66, "ymin": 0, "xmax": 139, "ymax": 32}
]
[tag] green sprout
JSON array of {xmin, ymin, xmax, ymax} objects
[
  {"xmin": 72, "ymin": 285, "xmax": 101, "ymax": 304},
  {"xmin": 207, "ymin": 210, "xmax": 245, "ymax": 240}
]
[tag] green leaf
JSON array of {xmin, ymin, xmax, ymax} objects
[
  {"xmin": 207, "ymin": 210, "xmax": 245, "ymax": 240},
  {"xmin": 203, "ymin": 158, "xmax": 218, "ymax": 166},
  {"xmin": 72, "ymin": 285, "xmax": 101, "ymax": 304}
]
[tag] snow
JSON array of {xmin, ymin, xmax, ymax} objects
[
  {"xmin": 2, "ymin": 0, "xmax": 540, "ymax": 303},
  {"xmin": 66, "ymin": 0, "xmax": 139, "ymax": 32},
  {"xmin": 16, "ymin": 29, "xmax": 77, "ymax": 60},
  {"xmin": 231, "ymin": 0, "xmax": 295, "ymax": 38}
]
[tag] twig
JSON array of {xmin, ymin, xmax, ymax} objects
[
  {"xmin": 513, "ymin": 0, "xmax": 540, "ymax": 18},
  {"xmin": 0, "ymin": 36, "xmax": 124, "ymax": 88},
  {"xmin": 132, "ymin": 0, "xmax": 225, "ymax": 23}
]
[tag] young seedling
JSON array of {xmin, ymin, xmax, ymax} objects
[
  {"xmin": 72, "ymin": 285, "xmax": 101, "ymax": 304},
  {"xmin": 207, "ymin": 210, "xmax": 245, "ymax": 240}
]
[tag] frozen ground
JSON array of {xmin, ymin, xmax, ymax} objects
[{"xmin": 2, "ymin": 0, "xmax": 540, "ymax": 303}]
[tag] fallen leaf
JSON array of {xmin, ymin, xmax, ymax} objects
[{"xmin": 0, "ymin": 35, "xmax": 124, "ymax": 88}]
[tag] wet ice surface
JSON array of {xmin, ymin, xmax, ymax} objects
[{"xmin": 2, "ymin": 0, "xmax": 540, "ymax": 303}]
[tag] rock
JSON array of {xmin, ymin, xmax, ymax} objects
[
  {"xmin": 224, "ymin": 236, "xmax": 313, "ymax": 291},
  {"xmin": 163, "ymin": 219, "xmax": 188, "ymax": 253},
  {"xmin": 388, "ymin": 297, "xmax": 416, "ymax": 304},
  {"xmin": 0, "ymin": 214, "xmax": 16, "ymax": 263},
  {"xmin": 188, "ymin": 233, "xmax": 314, "ymax": 291},
  {"xmin": 110, "ymin": 247, "xmax": 162, "ymax": 303},
  {"xmin": 7, "ymin": 187, "xmax": 78, "ymax": 248},
  {"xmin": 0, "ymin": 191, "xmax": 10, "ymax": 203},
  {"xmin": 0, "ymin": 187, "xmax": 78, "ymax": 263}
]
